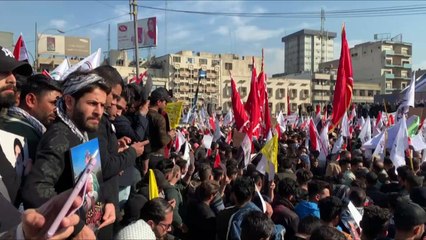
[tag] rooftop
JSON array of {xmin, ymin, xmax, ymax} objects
[{"xmin": 282, "ymin": 29, "xmax": 337, "ymax": 42}]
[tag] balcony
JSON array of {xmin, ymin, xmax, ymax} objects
[
  {"xmin": 403, "ymin": 63, "xmax": 412, "ymax": 68},
  {"xmin": 312, "ymin": 84, "xmax": 330, "ymax": 91},
  {"xmin": 384, "ymin": 73, "xmax": 395, "ymax": 79},
  {"xmin": 383, "ymin": 50, "xmax": 395, "ymax": 55},
  {"xmin": 312, "ymin": 95, "xmax": 330, "ymax": 101}
]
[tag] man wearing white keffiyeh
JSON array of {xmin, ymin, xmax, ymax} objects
[{"xmin": 22, "ymin": 70, "xmax": 112, "ymax": 239}]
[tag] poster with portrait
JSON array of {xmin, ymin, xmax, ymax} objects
[
  {"xmin": 47, "ymin": 37, "xmax": 56, "ymax": 51},
  {"xmin": 0, "ymin": 129, "xmax": 30, "ymax": 178},
  {"xmin": 70, "ymin": 138, "xmax": 103, "ymax": 232}
]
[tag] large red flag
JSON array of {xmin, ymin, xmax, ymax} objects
[
  {"xmin": 13, "ymin": 34, "xmax": 29, "ymax": 62},
  {"xmin": 330, "ymin": 25, "xmax": 353, "ymax": 131},
  {"xmin": 230, "ymin": 76, "xmax": 250, "ymax": 132},
  {"xmin": 245, "ymin": 57, "xmax": 260, "ymax": 138},
  {"xmin": 287, "ymin": 91, "xmax": 291, "ymax": 116},
  {"xmin": 263, "ymin": 75, "xmax": 271, "ymax": 136},
  {"xmin": 309, "ymin": 118, "xmax": 320, "ymax": 152}
]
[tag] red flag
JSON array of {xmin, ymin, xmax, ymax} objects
[
  {"xmin": 287, "ymin": 89, "xmax": 291, "ymax": 115},
  {"xmin": 214, "ymin": 152, "xmax": 221, "ymax": 169},
  {"xmin": 330, "ymin": 25, "xmax": 354, "ymax": 131},
  {"xmin": 226, "ymin": 130, "xmax": 232, "ymax": 144},
  {"xmin": 257, "ymin": 50, "xmax": 266, "ymax": 124},
  {"xmin": 209, "ymin": 116, "xmax": 216, "ymax": 132},
  {"xmin": 207, "ymin": 149, "xmax": 212, "ymax": 157},
  {"xmin": 264, "ymin": 88, "xmax": 272, "ymax": 137},
  {"xmin": 13, "ymin": 34, "xmax": 29, "ymax": 62},
  {"xmin": 230, "ymin": 75, "xmax": 249, "ymax": 132},
  {"xmin": 41, "ymin": 70, "xmax": 52, "ymax": 79},
  {"xmin": 245, "ymin": 57, "xmax": 260, "ymax": 139}
]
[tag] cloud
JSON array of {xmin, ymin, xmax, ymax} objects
[
  {"xmin": 49, "ymin": 19, "xmax": 67, "ymax": 30},
  {"xmin": 235, "ymin": 25, "xmax": 285, "ymax": 42},
  {"xmin": 214, "ymin": 26, "xmax": 229, "ymax": 36},
  {"xmin": 90, "ymin": 27, "xmax": 107, "ymax": 37}
]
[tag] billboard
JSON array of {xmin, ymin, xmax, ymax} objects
[
  {"xmin": 0, "ymin": 32, "xmax": 13, "ymax": 50},
  {"xmin": 117, "ymin": 17, "xmax": 157, "ymax": 50},
  {"xmin": 65, "ymin": 36, "xmax": 90, "ymax": 57},
  {"xmin": 38, "ymin": 34, "xmax": 65, "ymax": 55}
]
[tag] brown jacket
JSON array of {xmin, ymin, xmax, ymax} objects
[{"xmin": 146, "ymin": 109, "xmax": 171, "ymax": 155}]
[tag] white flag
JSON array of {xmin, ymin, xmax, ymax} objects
[
  {"xmin": 318, "ymin": 122, "xmax": 330, "ymax": 166},
  {"xmin": 223, "ymin": 109, "xmax": 234, "ymax": 126},
  {"xmin": 62, "ymin": 48, "xmax": 102, "ymax": 80},
  {"xmin": 341, "ymin": 112, "xmax": 351, "ymax": 138},
  {"xmin": 332, "ymin": 135, "xmax": 344, "ymax": 154},
  {"xmin": 390, "ymin": 115, "xmax": 408, "ymax": 169},
  {"xmin": 213, "ymin": 117, "xmax": 224, "ymax": 142},
  {"xmin": 411, "ymin": 133, "xmax": 426, "ymax": 151},
  {"xmin": 358, "ymin": 116, "xmax": 372, "ymax": 144},
  {"xmin": 397, "ymin": 72, "xmax": 416, "ymax": 115},
  {"xmin": 50, "ymin": 58, "xmax": 70, "ymax": 81},
  {"xmin": 372, "ymin": 130, "xmax": 386, "ymax": 159},
  {"xmin": 277, "ymin": 111, "xmax": 287, "ymax": 133},
  {"xmin": 241, "ymin": 133, "xmax": 252, "ymax": 167}
]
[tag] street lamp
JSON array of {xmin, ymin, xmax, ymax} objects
[{"xmin": 34, "ymin": 22, "xmax": 65, "ymax": 72}]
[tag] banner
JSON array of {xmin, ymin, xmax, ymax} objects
[{"xmin": 166, "ymin": 101, "xmax": 184, "ymax": 129}]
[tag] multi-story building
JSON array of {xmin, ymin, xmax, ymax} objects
[
  {"xmin": 267, "ymin": 74, "xmax": 311, "ymax": 114},
  {"xmin": 282, "ymin": 29, "xmax": 336, "ymax": 74},
  {"xmin": 322, "ymin": 38, "xmax": 412, "ymax": 94}
]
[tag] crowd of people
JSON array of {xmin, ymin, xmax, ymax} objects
[{"xmin": 0, "ymin": 44, "xmax": 426, "ymax": 240}]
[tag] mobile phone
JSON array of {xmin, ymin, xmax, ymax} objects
[{"xmin": 46, "ymin": 150, "xmax": 99, "ymax": 238}]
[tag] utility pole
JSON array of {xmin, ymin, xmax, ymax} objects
[
  {"xmin": 320, "ymin": 8, "xmax": 325, "ymax": 64},
  {"xmin": 131, "ymin": 0, "xmax": 139, "ymax": 77},
  {"xmin": 107, "ymin": 24, "xmax": 111, "ymax": 65},
  {"xmin": 34, "ymin": 22, "xmax": 38, "ymax": 72}
]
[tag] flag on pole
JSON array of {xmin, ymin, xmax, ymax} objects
[
  {"xmin": 245, "ymin": 57, "xmax": 260, "ymax": 139},
  {"xmin": 241, "ymin": 133, "xmax": 252, "ymax": 167},
  {"xmin": 358, "ymin": 116, "xmax": 372, "ymax": 144},
  {"xmin": 49, "ymin": 58, "xmax": 70, "ymax": 81},
  {"xmin": 223, "ymin": 109, "xmax": 234, "ymax": 127},
  {"xmin": 330, "ymin": 24, "xmax": 354, "ymax": 131},
  {"xmin": 13, "ymin": 34, "xmax": 29, "ymax": 62},
  {"xmin": 62, "ymin": 48, "xmax": 102, "ymax": 80},
  {"xmin": 148, "ymin": 169, "xmax": 159, "ymax": 200},
  {"xmin": 341, "ymin": 112, "xmax": 351, "ymax": 138},
  {"xmin": 213, "ymin": 152, "xmax": 221, "ymax": 169},
  {"xmin": 332, "ymin": 135, "xmax": 345, "ymax": 154},
  {"xmin": 230, "ymin": 74, "xmax": 250, "ymax": 132},
  {"xmin": 318, "ymin": 122, "xmax": 330, "ymax": 165},
  {"xmin": 256, "ymin": 135, "xmax": 279, "ymax": 180},
  {"xmin": 397, "ymin": 72, "xmax": 416, "ymax": 117},
  {"xmin": 309, "ymin": 118, "xmax": 320, "ymax": 152},
  {"xmin": 390, "ymin": 115, "xmax": 408, "ymax": 169},
  {"xmin": 372, "ymin": 131, "xmax": 386, "ymax": 159}
]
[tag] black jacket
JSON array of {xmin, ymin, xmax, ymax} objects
[{"xmin": 113, "ymin": 114, "xmax": 149, "ymax": 142}]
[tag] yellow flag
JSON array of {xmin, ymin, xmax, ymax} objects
[
  {"xmin": 148, "ymin": 169, "xmax": 159, "ymax": 200},
  {"xmin": 260, "ymin": 135, "xmax": 279, "ymax": 173},
  {"xmin": 165, "ymin": 101, "xmax": 184, "ymax": 129}
]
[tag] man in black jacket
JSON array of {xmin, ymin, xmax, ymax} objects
[{"xmin": 22, "ymin": 71, "xmax": 112, "ymax": 239}]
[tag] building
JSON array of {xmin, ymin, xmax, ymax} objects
[
  {"xmin": 267, "ymin": 74, "xmax": 311, "ymax": 114},
  {"xmin": 311, "ymin": 70, "xmax": 381, "ymax": 106},
  {"xmin": 321, "ymin": 37, "xmax": 412, "ymax": 94},
  {"xmin": 36, "ymin": 34, "xmax": 91, "ymax": 72},
  {"xmin": 0, "ymin": 31, "xmax": 14, "ymax": 50},
  {"xmin": 282, "ymin": 29, "xmax": 336, "ymax": 74}
]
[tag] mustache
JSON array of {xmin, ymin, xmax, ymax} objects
[{"xmin": 0, "ymin": 85, "xmax": 16, "ymax": 92}]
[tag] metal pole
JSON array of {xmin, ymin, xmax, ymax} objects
[
  {"xmin": 132, "ymin": 0, "xmax": 140, "ymax": 77},
  {"xmin": 35, "ymin": 22, "xmax": 38, "ymax": 72}
]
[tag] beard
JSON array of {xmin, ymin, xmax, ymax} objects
[
  {"xmin": 72, "ymin": 106, "xmax": 101, "ymax": 133},
  {"xmin": 0, "ymin": 85, "xmax": 16, "ymax": 108}
]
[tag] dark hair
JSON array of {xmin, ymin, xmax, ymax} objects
[
  {"xmin": 360, "ymin": 205, "xmax": 391, "ymax": 239},
  {"xmin": 198, "ymin": 163, "xmax": 212, "ymax": 182},
  {"xmin": 278, "ymin": 177, "xmax": 298, "ymax": 198},
  {"xmin": 196, "ymin": 180, "xmax": 220, "ymax": 201},
  {"xmin": 366, "ymin": 171, "xmax": 378, "ymax": 186},
  {"xmin": 212, "ymin": 168, "xmax": 224, "ymax": 181},
  {"xmin": 308, "ymin": 180, "xmax": 330, "ymax": 199},
  {"xmin": 140, "ymin": 198, "xmax": 173, "ymax": 224},
  {"xmin": 397, "ymin": 165, "xmax": 412, "ymax": 181},
  {"xmin": 318, "ymin": 196, "xmax": 343, "ymax": 223},
  {"xmin": 226, "ymin": 164, "xmax": 239, "ymax": 178},
  {"xmin": 13, "ymin": 138, "xmax": 24, "ymax": 163},
  {"xmin": 310, "ymin": 225, "xmax": 346, "ymax": 240},
  {"xmin": 232, "ymin": 177, "xmax": 255, "ymax": 204},
  {"xmin": 296, "ymin": 169, "xmax": 313, "ymax": 186},
  {"xmin": 175, "ymin": 159, "xmax": 188, "ymax": 169},
  {"xmin": 279, "ymin": 153, "xmax": 293, "ymax": 170},
  {"xmin": 349, "ymin": 187, "xmax": 366, "ymax": 207},
  {"xmin": 20, "ymin": 74, "xmax": 62, "ymax": 104},
  {"xmin": 297, "ymin": 215, "xmax": 322, "ymax": 235},
  {"xmin": 240, "ymin": 211, "xmax": 274, "ymax": 240},
  {"xmin": 93, "ymin": 65, "xmax": 124, "ymax": 88}
]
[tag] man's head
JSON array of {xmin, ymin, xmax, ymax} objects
[
  {"xmin": 296, "ymin": 216, "xmax": 322, "ymax": 239},
  {"xmin": 198, "ymin": 163, "xmax": 213, "ymax": 181},
  {"xmin": 92, "ymin": 65, "xmax": 124, "ymax": 117},
  {"xmin": 140, "ymin": 198, "xmax": 174, "ymax": 239},
  {"xmin": 196, "ymin": 180, "xmax": 220, "ymax": 203},
  {"xmin": 62, "ymin": 71, "xmax": 111, "ymax": 132},
  {"xmin": 0, "ymin": 46, "xmax": 32, "ymax": 108},
  {"xmin": 19, "ymin": 74, "xmax": 62, "ymax": 127},
  {"xmin": 360, "ymin": 205, "xmax": 391, "ymax": 240},
  {"xmin": 318, "ymin": 196, "xmax": 343, "ymax": 226},
  {"xmin": 309, "ymin": 226, "xmax": 346, "ymax": 240},
  {"xmin": 241, "ymin": 211, "xmax": 275, "ymax": 240},
  {"xmin": 149, "ymin": 87, "xmax": 172, "ymax": 111},
  {"xmin": 277, "ymin": 177, "xmax": 298, "ymax": 202},
  {"xmin": 394, "ymin": 201, "xmax": 426, "ymax": 240},
  {"xmin": 349, "ymin": 187, "xmax": 366, "ymax": 208},
  {"xmin": 231, "ymin": 176, "xmax": 255, "ymax": 205},
  {"xmin": 308, "ymin": 180, "xmax": 331, "ymax": 202}
]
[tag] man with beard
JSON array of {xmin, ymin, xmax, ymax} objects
[
  {"xmin": 0, "ymin": 46, "xmax": 32, "ymax": 205},
  {"xmin": 22, "ymin": 71, "xmax": 112, "ymax": 239}
]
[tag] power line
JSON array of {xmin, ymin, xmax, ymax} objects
[{"xmin": 138, "ymin": 4, "xmax": 426, "ymax": 19}]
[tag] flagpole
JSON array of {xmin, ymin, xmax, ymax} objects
[{"xmin": 131, "ymin": 0, "xmax": 140, "ymax": 77}]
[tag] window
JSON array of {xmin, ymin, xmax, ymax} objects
[
  {"xmin": 199, "ymin": 58, "xmax": 207, "ymax": 65},
  {"xmin": 401, "ymin": 82, "xmax": 407, "ymax": 88},
  {"xmin": 187, "ymin": 58, "xmax": 193, "ymax": 63},
  {"xmin": 212, "ymin": 60, "xmax": 220, "ymax": 67},
  {"xmin": 267, "ymin": 88, "xmax": 273, "ymax": 96},
  {"xmin": 248, "ymin": 64, "xmax": 253, "ymax": 70},
  {"xmin": 225, "ymin": 63, "xmax": 233, "ymax": 70},
  {"xmin": 173, "ymin": 56, "xmax": 181, "ymax": 63}
]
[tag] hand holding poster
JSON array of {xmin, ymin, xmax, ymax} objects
[{"xmin": 166, "ymin": 101, "xmax": 184, "ymax": 129}]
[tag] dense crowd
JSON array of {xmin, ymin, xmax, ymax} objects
[{"xmin": 0, "ymin": 45, "xmax": 426, "ymax": 240}]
